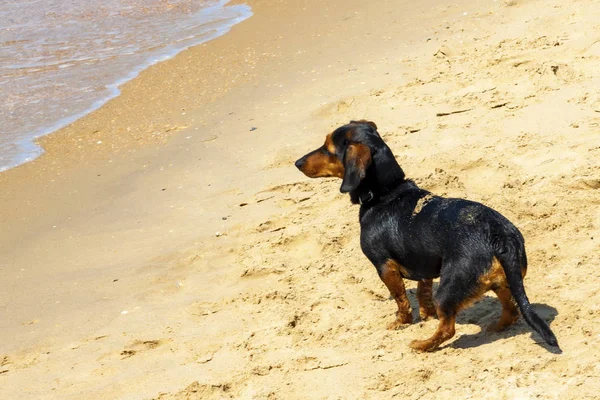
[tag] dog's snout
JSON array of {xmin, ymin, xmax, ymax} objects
[{"xmin": 295, "ymin": 157, "xmax": 306, "ymax": 170}]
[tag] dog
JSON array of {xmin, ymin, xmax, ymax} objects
[{"xmin": 294, "ymin": 120, "xmax": 559, "ymax": 352}]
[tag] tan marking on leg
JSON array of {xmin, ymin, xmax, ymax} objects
[
  {"xmin": 417, "ymin": 279, "xmax": 437, "ymax": 321},
  {"xmin": 409, "ymin": 257, "xmax": 508, "ymax": 352},
  {"xmin": 487, "ymin": 286, "xmax": 519, "ymax": 332},
  {"xmin": 409, "ymin": 307, "xmax": 456, "ymax": 352},
  {"xmin": 483, "ymin": 257, "xmax": 520, "ymax": 332},
  {"xmin": 479, "ymin": 257, "xmax": 505, "ymax": 286},
  {"xmin": 457, "ymin": 257, "xmax": 506, "ymax": 312},
  {"xmin": 455, "ymin": 257, "xmax": 520, "ymax": 333},
  {"xmin": 396, "ymin": 263, "xmax": 413, "ymax": 279},
  {"xmin": 380, "ymin": 260, "xmax": 413, "ymax": 329}
]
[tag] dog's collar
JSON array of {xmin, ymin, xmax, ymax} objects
[{"xmin": 358, "ymin": 190, "xmax": 375, "ymax": 205}]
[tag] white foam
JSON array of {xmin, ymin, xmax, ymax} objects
[{"xmin": 0, "ymin": 0, "xmax": 252, "ymax": 172}]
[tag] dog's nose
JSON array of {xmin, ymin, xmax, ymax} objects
[{"xmin": 295, "ymin": 158, "xmax": 305, "ymax": 170}]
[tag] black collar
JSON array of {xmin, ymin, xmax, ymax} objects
[{"xmin": 358, "ymin": 190, "xmax": 375, "ymax": 205}]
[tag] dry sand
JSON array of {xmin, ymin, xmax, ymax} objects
[{"xmin": 1, "ymin": 0, "xmax": 600, "ymax": 398}]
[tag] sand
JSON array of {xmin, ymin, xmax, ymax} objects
[{"xmin": 1, "ymin": 0, "xmax": 600, "ymax": 398}]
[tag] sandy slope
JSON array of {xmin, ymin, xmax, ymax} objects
[{"xmin": 1, "ymin": 0, "xmax": 600, "ymax": 399}]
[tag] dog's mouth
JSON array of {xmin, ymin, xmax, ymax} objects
[{"xmin": 295, "ymin": 150, "xmax": 344, "ymax": 179}]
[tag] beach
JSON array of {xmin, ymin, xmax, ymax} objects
[{"xmin": 1, "ymin": 0, "xmax": 600, "ymax": 398}]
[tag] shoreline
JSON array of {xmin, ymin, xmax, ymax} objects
[
  {"xmin": 0, "ymin": 0, "xmax": 466, "ymax": 364},
  {"xmin": 2, "ymin": 0, "xmax": 600, "ymax": 398},
  {"xmin": 0, "ymin": 0, "xmax": 252, "ymax": 173}
]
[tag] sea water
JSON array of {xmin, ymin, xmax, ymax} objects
[{"xmin": 0, "ymin": 0, "xmax": 251, "ymax": 172}]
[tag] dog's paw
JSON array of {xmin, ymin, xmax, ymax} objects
[
  {"xmin": 409, "ymin": 339, "xmax": 436, "ymax": 353},
  {"xmin": 419, "ymin": 311, "xmax": 437, "ymax": 321},
  {"xmin": 486, "ymin": 313, "xmax": 519, "ymax": 333},
  {"xmin": 485, "ymin": 320, "xmax": 515, "ymax": 333},
  {"xmin": 387, "ymin": 318, "xmax": 410, "ymax": 330}
]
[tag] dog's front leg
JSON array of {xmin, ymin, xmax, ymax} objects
[{"xmin": 378, "ymin": 260, "xmax": 413, "ymax": 329}]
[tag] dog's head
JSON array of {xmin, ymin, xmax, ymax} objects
[{"xmin": 295, "ymin": 120, "xmax": 404, "ymax": 197}]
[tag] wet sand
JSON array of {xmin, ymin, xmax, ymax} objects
[{"xmin": 1, "ymin": 0, "xmax": 600, "ymax": 398}]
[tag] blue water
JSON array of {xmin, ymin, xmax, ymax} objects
[{"xmin": 0, "ymin": 0, "xmax": 251, "ymax": 172}]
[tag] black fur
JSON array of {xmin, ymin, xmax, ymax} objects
[{"xmin": 295, "ymin": 121, "xmax": 559, "ymax": 351}]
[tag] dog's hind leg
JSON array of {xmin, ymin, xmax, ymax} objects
[
  {"xmin": 417, "ymin": 279, "xmax": 437, "ymax": 321},
  {"xmin": 410, "ymin": 254, "xmax": 489, "ymax": 352},
  {"xmin": 478, "ymin": 257, "xmax": 519, "ymax": 332},
  {"xmin": 378, "ymin": 260, "xmax": 413, "ymax": 329},
  {"xmin": 409, "ymin": 307, "xmax": 456, "ymax": 352},
  {"xmin": 487, "ymin": 285, "xmax": 519, "ymax": 332}
]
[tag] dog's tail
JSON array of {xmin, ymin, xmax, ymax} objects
[{"xmin": 493, "ymin": 231, "xmax": 560, "ymax": 349}]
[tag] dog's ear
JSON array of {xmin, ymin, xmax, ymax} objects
[
  {"xmin": 340, "ymin": 143, "xmax": 372, "ymax": 193},
  {"xmin": 350, "ymin": 120, "xmax": 378, "ymax": 131}
]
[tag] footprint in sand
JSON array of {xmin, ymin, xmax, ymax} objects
[
  {"xmin": 69, "ymin": 334, "xmax": 109, "ymax": 350},
  {"xmin": 120, "ymin": 339, "xmax": 163, "ymax": 359},
  {"xmin": 568, "ymin": 165, "xmax": 600, "ymax": 191},
  {"xmin": 241, "ymin": 181, "xmax": 319, "ymax": 211},
  {"xmin": 152, "ymin": 381, "xmax": 232, "ymax": 400},
  {"xmin": 0, "ymin": 356, "xmax": 10, "ymax": 375}
]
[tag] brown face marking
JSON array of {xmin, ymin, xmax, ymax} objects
[
  {"xmin": 339, "ymin": 142, "xmax": 372, "ymax": 194},
  {"xmin": 417, "ymin": 279, "xmax": 436, "ymax": 321},
  {"xmin": 324, "ymin": 132, "xmax": 337, "ymax": 154},
  {"xmin": 296, "ymin": 133, "xmax": 344, "ymax": 178},
  {"xmin": 380, "ymin": 259, "xmax": 413, "ymax": 329},
  {"xmin": 344, "ymin": 143, "xmax": 371, "ymax": 173}
]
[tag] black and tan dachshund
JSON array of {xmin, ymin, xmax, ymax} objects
[{"xmin": 295, "ymin": 120, "xmax": 559, "ymax": 352}]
